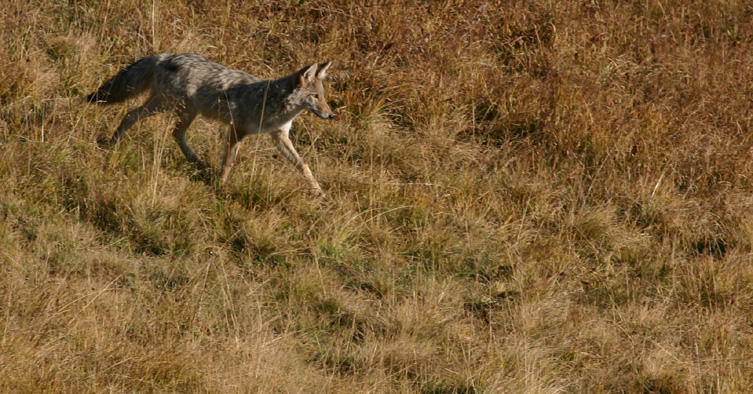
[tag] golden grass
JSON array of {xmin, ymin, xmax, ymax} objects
[{"xmin": 2, "ymin": 0, "xmax": 753, "ymax": 392}]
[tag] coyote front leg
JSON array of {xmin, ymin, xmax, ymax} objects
[
  {"xmin": 270, "ymin": 129, "xmax": 324, "ymax": 197},
  {"xmin": 220, "ymin": 128, "xmax": 242, "ymax": 185}
]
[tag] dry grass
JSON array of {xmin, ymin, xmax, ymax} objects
[{"xmin": 2, "ymin": 0, "xmax": 753, "ymax": 392}]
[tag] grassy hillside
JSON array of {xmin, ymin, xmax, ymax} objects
[{"xmin": 2, "ymin": 0, "xmax": 753, "ymax": 392}]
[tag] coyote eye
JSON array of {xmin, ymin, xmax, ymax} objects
[{"xmin": 312, "ymin": 94, "xmax": 319, "ymax": 99}]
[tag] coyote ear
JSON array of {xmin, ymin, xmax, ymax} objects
[
  {"xmin": 299, "ymin": 64, "xmax": 318, "ymax": 86},
  {"xmin": 316, "ymin": 61, "xmax": 332, "ymax": 79}
]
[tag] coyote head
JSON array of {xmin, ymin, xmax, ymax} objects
[{"xmin": 293, "ymin": 62, "xmax": 336, "ymax": 120}]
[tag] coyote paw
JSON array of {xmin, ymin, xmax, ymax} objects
[
  {"xmin": 96, "ymin": 136, "xmax": 117, "ymax": 148},
  {"xmin": 194, "ymin": 160, "xmax": 208, "ymax": 171}
]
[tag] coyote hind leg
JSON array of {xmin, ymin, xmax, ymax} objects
[
  {"xmin": 109, "ymin": 94, "xmax": 165, "ymax": 144},
  {"xmin": 171, "ymin": 109, "xmax": 204, "ymax": 169}
]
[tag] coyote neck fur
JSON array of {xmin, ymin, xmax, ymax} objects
[{"xmin": 236, "ymin": 75, "xmax": 304, "ymax": 136}]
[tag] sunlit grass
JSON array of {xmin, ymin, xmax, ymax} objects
[{"xmin": 2, "ymin": 1, "xmax": 753, "ymax": 392}]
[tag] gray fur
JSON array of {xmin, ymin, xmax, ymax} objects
[{"xmin": 88, "ymin": 53, "xmax": 336, "ymax": 196}]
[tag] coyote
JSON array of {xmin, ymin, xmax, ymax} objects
[{"xmin": 87, "ymin": 53, "xmax": 336, "ymax": 196}]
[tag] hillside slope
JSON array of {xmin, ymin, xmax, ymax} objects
[{"xmin": 2, "ymin": 1, "xmax": 753, "ymax": 392}]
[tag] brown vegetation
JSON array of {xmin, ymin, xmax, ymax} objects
[{"xmin": 2, "ymin": 0, "xmax": 753, "ymax": 392}]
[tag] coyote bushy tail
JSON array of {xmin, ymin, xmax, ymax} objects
[
  {"xmin": 86, "ymin": 54, "xmax": 167, "ymax": 104},
  {"xmin": 87, "ymin": 53, "xmax": 337, "ymax": 197}
]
